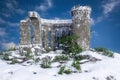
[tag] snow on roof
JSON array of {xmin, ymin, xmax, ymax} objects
[
  {"xmin": 28, "ymin": 11, "xmax": 39, "ymax": 18},
  {"xmin": 20, "ymin": 20, "xmax": 27, "ymax": 23},
  {"xmin": 41, "ymin": 18, "xmax": 72, "ymax": 24}
]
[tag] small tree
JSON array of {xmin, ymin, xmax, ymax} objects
[{"xmin": 59, "ymin": 35, "xmax": 82, "ymax": 57}]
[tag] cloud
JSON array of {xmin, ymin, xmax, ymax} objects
[
  {"xmin": 93, "ymin": 0, "xmax": 120, "ymax": 25},
  {"xmin": 35, "ymin": 0, "xmax": 53, "ymax": 11},
  {"xmin": 6, "ymin": 0, "xmax": 18, "ymax": 10},
  {"xmin": 0, "ymin": 17, "xmax": 19, "ymax": 27},
  {"xmin": 2, "ymin": 42, "xmax": 17, "ymax": 50},
  {"xmin": 0, "ymin": 18, "xmax": 5, "ymax": 24},
  {"xmin": 0, "ymin": 28, "xmax": 6, "ymax": 37},
  {"xmin": 7, "ymin": 22, "xmax": 19, "ymax": 27},
  {"xmin": 102, "ymin": 0, "xmax": 120, "ymax": 15},
  {"xmin": 91, "ymin": 18, "xmax": 95, "ymax": 25},
  {"xmin": 4, "ymin": 0, "xmax": 25, "ymax": 16},
  {"xmin": 16, "ymin": 9, "xmax": 25, "ymax": 15}
]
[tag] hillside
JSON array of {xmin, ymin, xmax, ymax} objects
[{"xmin": 0, "ymin": 49, "xmax": 120, "ymax": 80}]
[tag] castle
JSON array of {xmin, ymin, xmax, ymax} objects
[{"xmin": 20, "ymin": 5, "xmax": 91, "ymax": 51}]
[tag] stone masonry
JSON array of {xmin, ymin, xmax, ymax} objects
[{"xmin": 19, "ymin": 5, "xmax": 91, "ymax": 50}]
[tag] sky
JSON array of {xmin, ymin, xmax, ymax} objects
[{"xmin": 0, "ymin": 0, "xmax": 120, "ymax": 53}]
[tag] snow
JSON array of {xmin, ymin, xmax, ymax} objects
[
  {"xmin": 41, "ymin": 18, "xmax": 72, "ymax": 24},
  {"xmin": 29, "ymin": 11, "xmax": 38, "ymax": 18},
  {"xmin": 0, "ymin": 50, "xmax": 120, "ymax": 80},
  {"xmin": 81, "ymin": 51, "xmax": 103, "ymax": 60}
]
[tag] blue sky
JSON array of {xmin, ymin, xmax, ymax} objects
[{"xmin": 0, "ymin": 0, "xmax": 120, "ymax": 53}]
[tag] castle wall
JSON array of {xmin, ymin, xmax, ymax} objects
[
  {"xmin": 19, "ymin": 5, "xmax": 91, "ymax": 51},
  {"xmin": 29, "ymin": 11, "xmax": 42, "ymax": 45},
  {"xmin": 20, "ymin": 18, "xmax": 31, "ymax": 45}
]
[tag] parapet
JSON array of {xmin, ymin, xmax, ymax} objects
[
  {"xmin": 71, "ymin": 5, "xmax": 91, "ymax": 12},
  {"xmin": 71, "ymin": 5, "xmax": 91, "ymax": 19}
]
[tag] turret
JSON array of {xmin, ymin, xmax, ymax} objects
[{"xmin": 71, "ymin": 5, "xmax": 91, "ymax": 50}]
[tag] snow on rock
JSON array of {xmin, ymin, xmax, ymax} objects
[{"xmin": 80, "ymin": 51, "xmax": 103, "ymax": 60}]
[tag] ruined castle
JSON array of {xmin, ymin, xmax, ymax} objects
[{"xmin": 20, "ymin": 5, "xmax": 91, "ymax": 50}]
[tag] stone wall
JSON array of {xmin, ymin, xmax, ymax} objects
[
  {"xmin": 19, "ymin": 5, "xmax": 91, "ymax": 51},
  {"xmin": 20, "ymin": 18, "xmax": 31, "ymax": 45}
]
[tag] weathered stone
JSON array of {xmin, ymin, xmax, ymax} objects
[
  {"xmin": 19, "ymin": 5, "xmax": 91, "ymax": 51},
  {"xmin": 20, "ymin": 18, "xmax": 31, "ymax": 45},
  {"xmin": 71, "ymin": 6, "xmax": 91, "ymax": 50}
]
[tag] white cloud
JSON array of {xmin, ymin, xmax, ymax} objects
[
  {"xmin": 2, "ymin": 42, "xmax": 16, "ymax": 50},
  {"xmin": 0, "ymin": 17, "xmax": 19, "ymax": 27},
  {"xmin": 7, "ymin": 22, "xmax": 19, "ymax": 27},
  {"xmin": 5, "ymin": 0, "xmax": 25, "ymax": 16},
  {"xmin": 16, "ymin": 9, "xmax": 25, "ymax": 15},
  {"xmin": 36, "ymin": 0, "xmax": 53, "ymax": 11},
  {"xmin": 0, "ymin": 28, "xmax": 6, "ymax": 37},
  {"xmin": 102, "ymin": 0, "xmax": 120, "ymax": 15},
  {"xmin": 6, "ymin": 0, "xmax": 17, "ymax": 10},
  {"xmin": 0, "ymin": 18, "xmax": 5, "ymax": 24},
  {"xmin": 91, "ymin": 18, "xmax": 95, "ymax": 25},
  {"xmin": 47, "ymin": 0, "xmax": 52, "ymax": 7},
  {"xmin": 93, "ymin": 0, "xmax": 120, "ymax": 25}
]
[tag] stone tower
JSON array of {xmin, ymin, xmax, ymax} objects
[
  {"xmin": 71, "ymin": 6, "xmax": 91, "ymax": 50},
  {"xmin": 20, "ymin": 18, "xmax": 31, "ymax": 45}
]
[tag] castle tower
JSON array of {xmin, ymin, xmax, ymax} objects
[
  {"xmin": 29, "ymin": 11, "xmax": 42, "ymax": 45},
  {"xmin": 20, "ymin": 18, "xmax": 31, "ymax": 45},
  {"xmin": 71, "ymin": 5, "xmax": 91, "ymax": 50}
]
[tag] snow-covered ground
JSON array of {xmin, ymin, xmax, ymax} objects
[{"xmin": 0, "ymin": 50, "xmax": 120, "ymax": 80}]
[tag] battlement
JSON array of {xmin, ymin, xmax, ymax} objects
[{"xmin": 71, "ymin": 6, "xmax": 91, "ymax": 19}]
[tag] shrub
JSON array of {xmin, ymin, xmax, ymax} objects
[
  {"xmin": 95, "ymin": 47, "xmax": 114, "ymax": 57},
  {"xmin": 70, "ymin": 42, "xmax": 83, "ymax": 57},
  {"xmin": 11, "ymin": 59, "xmax": 18, "ymax": 64},
  {"xmin": 53, "ymin": 55, "xmax": 69, "ymax": 62},
  {"xmin": 64, "ymin": 69, "xmax": 72, "ymax": 74},
  {"xmin": 45, "ymin": 47, "xmax": 52, "ymax": 53},
  {"xmin": 58, "ymin": 66, "xmax": 65, "ymax": 74},
  {"xmin": 58, "ymin": 66, "xmax": 72, "ymax": 74},
  {"xmin": 103, "ymin": 51, "xmax": 114, "ymax": 57},
  {"xmin": 41, "ymin": 56, "xmax": 51, "ymax": 68},
  {"xmin": 74, "ymin": 55, "xmax": 84, "ymax": 61},
  {"xmin": 33, "ymin": 57, "xmax": 40, "ymax": 64},
  {"xmin": 25, "ymin": 53, "xmax": 33, "ymax": 60},
  {"xmin": 59, "ymin": 35, "xmax": 83, "ymax": 57},
  {"xmin": 94, "ymin": 47, "xmax": 107, "ymax": 52},
  {"xmin": 7, "ymin": 48, "xmax": 16, "ymax": 51},
  {"xmin": 3, "ymin": 53, "xmax": 9, "ymax": 60},
  {"xmin": 72, "ymin": 60, "xmax": 81, "ymax": 70},
  {"xmin": 41, "ymin": 61, "xmax": 51, "ymax": 68}
]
